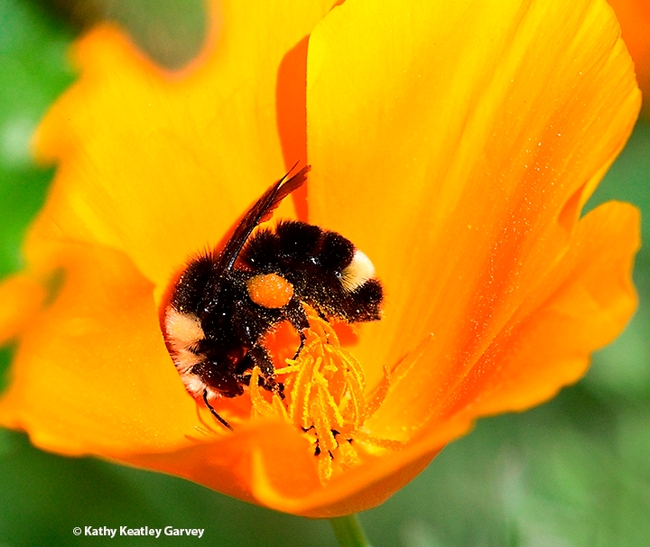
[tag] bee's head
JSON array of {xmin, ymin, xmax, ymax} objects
[{"xmin": 191, "ymin": 360, "xmax": 244, "ymax": 398}]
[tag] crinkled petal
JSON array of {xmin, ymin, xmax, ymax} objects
[
  {"xmin": 368, "ymin": 202, "xmax": 639, "ymax": 437},
  {"xmin": 443, "ymin": 202, "xmax": 640, "ymax": 418},
  {"xmin": 608, "ymin": 0, "xmax": 650, "ymax": 114}
]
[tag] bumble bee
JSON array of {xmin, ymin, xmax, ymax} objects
[{"xmin": 163, "ymin": 166, "xmax": 383, "ymax": 429}]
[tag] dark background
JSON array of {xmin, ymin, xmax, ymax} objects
[{"xmin": 1, "ymin": 1, "xmax": 649, "ymax": 545}]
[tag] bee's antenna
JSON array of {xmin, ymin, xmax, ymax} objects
[{"xmin": 202, "ymin": 390, "xmax": 233, "ymax": 431}]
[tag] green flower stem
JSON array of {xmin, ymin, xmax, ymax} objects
[{"xmin": 329, "ymin": 514, "xmax": 372, "ymax": 547}]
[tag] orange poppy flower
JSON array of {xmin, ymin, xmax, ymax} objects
[
  {"xmin": 608, "ymin": 0, "xmax": 650, "ymax": 115},
  {"xmin": 0, "ymin": 0, "xmax": 641, "ymax": 518}
]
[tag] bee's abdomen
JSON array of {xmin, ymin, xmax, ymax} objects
[{"xmin": 239, "ymin": 220, "xmax": 383, "ymax": 324}]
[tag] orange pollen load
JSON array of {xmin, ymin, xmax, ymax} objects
[{"xmin": 246, "ymin": 273, "xmax": 294, "ymax": 309}]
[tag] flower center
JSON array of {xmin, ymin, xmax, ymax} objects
[{"xmin": 249, "ymin": 307, "xmax": 394, "ymax": 483}]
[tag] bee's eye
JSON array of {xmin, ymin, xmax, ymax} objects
[{"xmin": 192, "ymin": 362, "xmax": 243, "ymax": 398}]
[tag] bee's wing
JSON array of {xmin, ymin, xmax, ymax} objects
[{"xmin": 216, "ymin": 165, "xmax": 310, "ymax": 274}]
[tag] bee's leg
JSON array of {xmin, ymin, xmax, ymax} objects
[
  {"xmin": 202, "ymin": 389, "xmax": 233, "ymax": 431},
  {"xmin": 284, "ymin": 298, "xmax": 309, "ymax": 360},
  {"xmin": 234, "ymin": 352, "xmax": 254, "ymax": 379},
  {"xmin": 244, "ymin": 344, "xmax": 283, "ymax": 395},
  {"xmin": 294, "ymin": 330, "xmax": 307, "ymax": 361}
]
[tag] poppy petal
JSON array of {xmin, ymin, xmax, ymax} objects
[
  {"xmin": 307, "ymin": 0, "xmax": 640, "ymax": 406},
  {"xmin": 125, "ymin": 414, "xmax": 460, "ymax": 517},
  {"xmin": 124, "ymin": 418, "xmax": 321, "ymax": 508},
  {"xmin": 0, "ymin": 275, "xmax": 46, "ymax": 345},
  {"xmin": 441, "ymin": 201, "xmax": 640, "ymax": 419},
  {"xmin": 607, "ymin": 0, "xmax": 650, "ymax": 113},
  {"xmin": 0, "ymin": 243, "xmax": 200, "ymax": 455},
  {"xmin": 30, "ymin": 0, "xmax": 332, "ymax": 301},
  {"xmin": 368, "ymin": 200, "xmax": 638, "ymax": 433}
]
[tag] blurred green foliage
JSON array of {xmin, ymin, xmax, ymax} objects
[
  {"xmin": 0, "ymin": 0, "xmax": 73, "ymax": 280},
  {"xmin": 35, "ymin": 0, "xmax": 206, "ymax": 69},
  {"xmin": 0, "ymin": 1, "xmax": 648, "ymax": 546}
]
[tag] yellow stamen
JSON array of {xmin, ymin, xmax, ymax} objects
[{"xmin": 249, "ymin": 306, "xmax": 400, "ymax": 484}]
